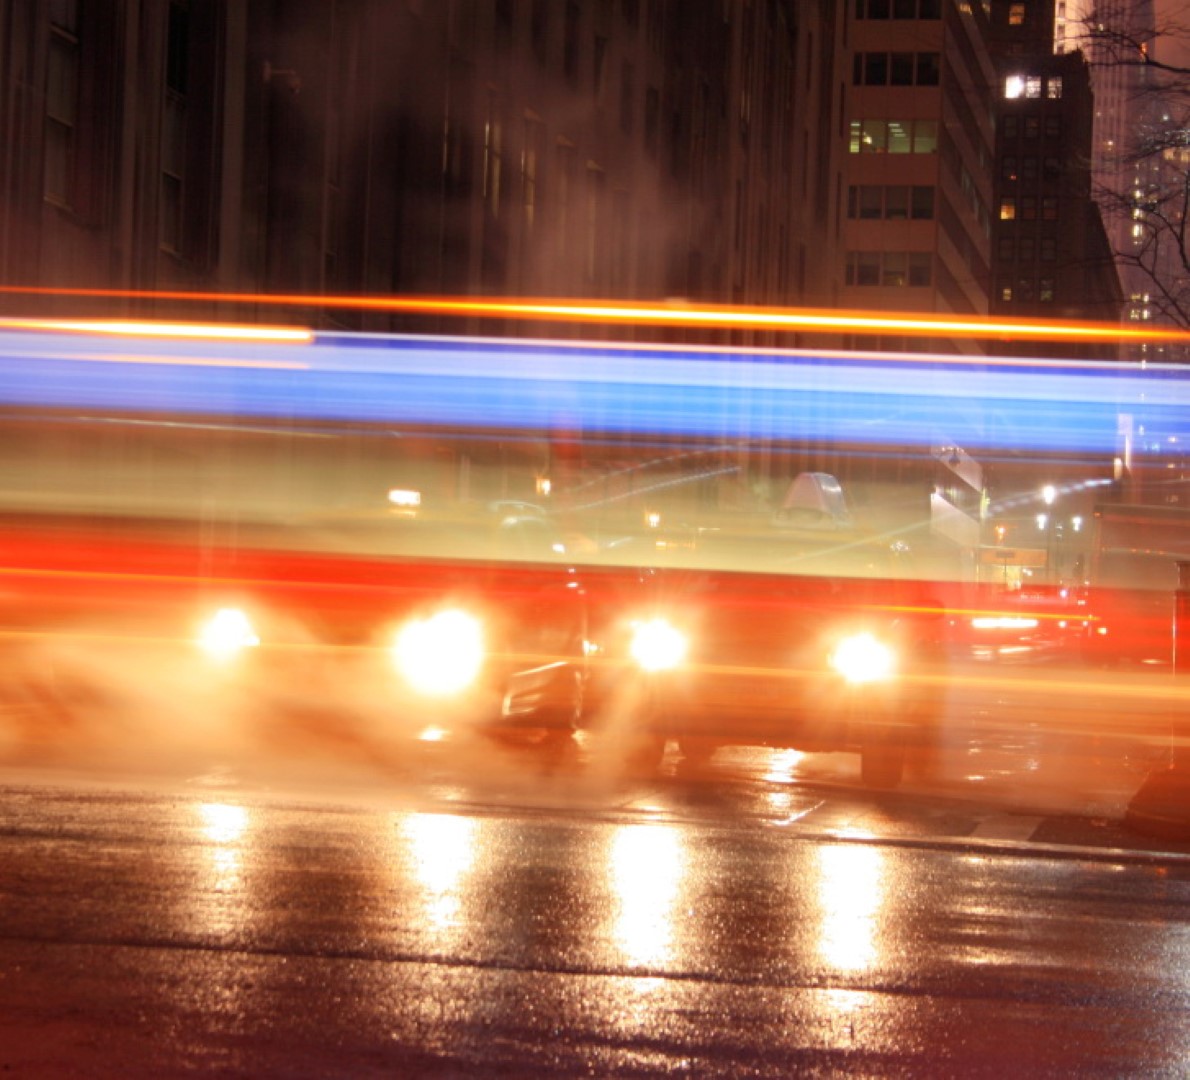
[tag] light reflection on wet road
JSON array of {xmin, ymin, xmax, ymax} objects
[
  {"xmin": 2, "ymin": 666, "xmax": 1190, "ymax": 1073},
  {"xmin": 1, "ymin": 783, "xmax": 1190, "ymax": 1075}
]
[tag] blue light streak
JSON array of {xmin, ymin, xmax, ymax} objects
[{"xmin": 0, "ymin": 328, "xmax": 1183, "ymax": 454}]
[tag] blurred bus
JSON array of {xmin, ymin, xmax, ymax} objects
[{"xmin": 0, "ymin": 319, "xmax": 1183, "ymax": 783}]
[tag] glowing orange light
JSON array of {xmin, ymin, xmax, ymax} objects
[
  {"xmin": 1, "ymin": 286, "xmax": 1188, "ymax": 345},
  {"xmin": 0, "ymin": 315, "xmax": 313, "ymax": 344}
]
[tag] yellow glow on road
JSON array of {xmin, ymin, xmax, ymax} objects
[
  {"xmin": 816, "ymin": 844, "xmax": 887, "ymax": 972},
  {"xmin": 609, "ymin": 823, "xmax": 684, "ymax": 968}
]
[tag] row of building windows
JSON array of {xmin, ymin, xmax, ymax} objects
[
  {"xmin": 1002, "ymin": 114, "xmax": 1062, "ymax": 140},
  {"xmin": 845, "ymin": 250, "xmax": 933, "ymax": 287},
  {"xmin": 849, "ymin": 118, "xmax": 938, "ymax": 154},
  {"xmin": 847, "ymin": 184, "xmax": 935, "ymax": 220},
  {"xmin": 1002, "ymin": 155, "xmax": 1062, "ymax": 183},
  {"xmin": 998, "ymin": 277, "xmax": 1057, "ymax": 303},
  {"xmin": 999, "ymin": 195, "xmax": 1059, "ymax": 222},
  {"xmin": 853, "ymin": 0, "xmax": 942, "ymax": 18},
  {"xmin": 1004, "ymin": 74, "xmax": 1062, "ymax": 100},
  {"xmin": 852, "ymin": 52, "xmax": 940, "ymax": 87},
  {"xmin": 998, "ymin": 235, "xmax": 1059, "ymax": 262}
]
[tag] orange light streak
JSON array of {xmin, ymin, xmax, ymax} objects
[{"xmin": 1, "ymin": 286, "xmax": 1188, "ymax": 345}]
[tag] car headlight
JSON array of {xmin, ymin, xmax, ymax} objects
[
  {"xmin": 392, "ymin": 609, "xmax": 485, "ymax": 696},
  {"xmin": 629, "ymin": 617, "xmax": 688, "ymax": 672},
  {"xmin": 829, "ymin": 632, "xmax": 895, "ymax": 684},
  {"xmin": 198, "ymin": 608, "xmax": 260, "ymax": 661}
]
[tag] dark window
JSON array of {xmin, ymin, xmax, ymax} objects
[
  {"xmin": 160, "ymin": 1, "xmax": 189, "ymax": 252},
  {"xmin": 644, "ymin": 86, "xmax": 659, "ymax": 155},
  {"xmin": 1003, "ymin": 115, "xmax": 1019, "ymax": 138},
  {"xmin": 885, "ymin": 185, "xmax": 908, "ymax": 219},
  {"xmin": 593, "ymin": 35, "xmax": 607, "ymax": 99},
  {"xmin": 997, "ymin": 236, "xmax": 1014, "ymax": 260},
  {"xmin": 619, "ymin": 62, "xmax": 634, "ymax": 133},
  {"xmin": 1021, "ymin": 156, "xmax": 1038, "ymax": 181},
  {"xmin": 866, "ymin": 53, "xmax": 890, "ymax": 85},
  {"xmin": 1024, "ymin": 116, "xmax": 1040, "ymax": 139},
  {"xmin": 563, "ymin": 3, "xmax": 580, "ymax": 83},
  {"xmin": 1019, "ymin": 235, "xmax": 1035, "ymax": 261},
  {"xmin": 890, "ymin": 53, "xmax": 914, "ymax": 85},
  {"xmin": 911, "ymin": 185, "xmax": 934, "ymax": 219},
  {"xmin": 1043, "ymin": 156, "xmax": 1061, "ymax": 181},
  {"xmin": 1002, "ymin": 155, "xmax": 1017, "ymax": 181},
  {"xmin": 531, "ymin": 0, "xmax": 549, "ymax": 63},
  {"xmin": 1039, "ymin": 277, "xmax": 1055, "ymax": 302},
  {"xmin": 858, "ymin": 185, "xmax": 883, "ymax": 218},
  {"xmin": 882, "ymin": 252, "xmax": 907, "ymax": 286},
  {"xmin": 1021, "ymin": 196, "xmax": 1036, "ymax": 220},
  {"xmin": 916, "ymin": 53, "xmax": 940, "ymax": 85},
  {"xmin": 1045, "ymin": 115, "xmax": 1061, "ymax": 139},
  {"xmin": 1040, "ymin": 236, "xmax": 1057, "ymax": 261},
  {"xmin": 918, "ymin": 0, "xmax": 941, "ymax": 16},
  {"xmin": 894, "ymin": 0, "xmax": 917, "ymax": 15},
  {"xmin": 1042, "ymin": 196, "xmax": 1058, "ymax": 220},
  {"xmin": 908, "ymin": 252, "xmax": 932, "ymax": 286},
  {"xmin": 44, "ymin": 1, "xmax": 80, "ymax": 206}
]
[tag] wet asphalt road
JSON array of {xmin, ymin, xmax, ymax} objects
[
  {"xmin": 3, "ymin": 663, "xmax": 1190, "ymax": 1076},
  {"xmin": 3, "ymin": 758, "xmax": 1190, "ymax": 1078}
]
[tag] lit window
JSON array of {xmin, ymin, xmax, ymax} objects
[
  {"xmin": 1009, "ymin": 3, "xmax": 1025, "ymax": 26},
  {"xmin": 1000, "ymin": 197, "xmax": 1016, "ymax": 221},
  {"xmin": 1047, "ymin": 76, "xmax": 1063, "ymax": 98},
  {"xmin": 1039, "ymin": 278, "xmax": 1055, "ymax": 302},
  {"xmin": 1004, "ymin": 75, "xmax": 1025, "ymax": 99},
  {"xmin": 912, "ymin": 119, "xmax": 937, "ymax": 153},
  {"xmin": 1025, "ymin": 76, "xmax": 1042, "ymax": 98}
]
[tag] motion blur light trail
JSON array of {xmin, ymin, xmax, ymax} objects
[
  {"xmin": 3, "ymin": 286, "xmax": 1190, "ymax": 345},
  {"xmin": 0, "ymin": 316, "xmax": 313, "ymax": 343},
  {"xmin": 0, "ymin": 322, "xmax": 1184, "ymax": 454}
]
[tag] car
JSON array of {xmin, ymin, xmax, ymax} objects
[{"xmin": 579, "ymin": 528, "xmax": 949, "ymax": 787}]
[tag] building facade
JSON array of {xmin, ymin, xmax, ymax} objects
[
  {"xmin": 987, "ymin": 0, "xmax": 1121, "ymax": 348},
  {"xmin": 841, "ymin": 0, "xmax": 997, "ymax": 334},
  {"xmin": 0, "ymin": 0, "xmax": 850, "ymax": 330}
]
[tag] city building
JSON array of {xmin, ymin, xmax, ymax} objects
[
  {"xmin": 0, "ymin": 0, "xmax": 848, "ymax": 332},
  {"xmin": 840, "ymin": 0, "xmax": 996, "ymax": 338},
  {"xmin": 986, "ymin": 0, "xmax": 1122, "ymax": 351}
]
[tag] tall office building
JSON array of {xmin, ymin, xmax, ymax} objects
[
  {"xmin": 841, "ymin": 0, "xmax": 996, "ymax": 339},
  {"xmin": 986, "ymin": 0, "xmax": 1121, "ymax": 350}
]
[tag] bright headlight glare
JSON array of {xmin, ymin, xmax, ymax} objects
[
  {"xmin": 830, "ymin": 632, "xmax": 895, "ymax": 684},
  {"xmin": 198, "ymin": 608, "xmax": 260, "ymax": 661},
  {"xmin": 629, "ymin": 618, "xmax": 688, "ymax": 672},
  {"xmin": 393, "ymin": 609, "xmax": 485, "ymax": 696}
]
